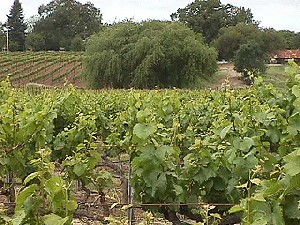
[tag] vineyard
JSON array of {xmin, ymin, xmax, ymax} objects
[
  {"xmin": 0, "ymin": 52, "xmax": 85, "ymax": 88},
  {"xmin": 0, "ymin": 60, "xmax": 300, "ymax": 225}
]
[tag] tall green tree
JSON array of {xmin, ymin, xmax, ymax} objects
[
  {"xmin": 171, "ymin": 0, "xmax": 255, "ymax": 43},
  {"xmin": 259, "ymin": 28, "xmax": 286, "ymax": 53},
  {"xmin": 234, "ymin": 41, "xmax": 267, "ymax": 83},
  {"xmin": 28, "ymin": 0, "xmax": 102, "ymax": 51},
  {"xmin": 25, "ymin": 32, "xmax": 46, "ymax": 51},
  {"xmin": 6, "ymin": 0, "xmax": 27, "ymax": 51},
  {"xmin": 213, "ymin": 23, "xmax": 259, "ymax": 60},
  {"xmin": 294, "ymin": 33, "xmax": 300, "ymax": 49},
  {"xmin": 84, "ymin": 21, "xmax": 218, "ymax": 89},
  {"xmin": 278, "ymin": 30, "xmax": 300, "ymax": 49},
  {"xmin": 213, "ymin": 24, "xmax": 286, "ymax": 60}
]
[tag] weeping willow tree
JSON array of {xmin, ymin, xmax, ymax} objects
[{"xmin": 83, "ymin": 21, "xmax": 218, "ymax": 89}]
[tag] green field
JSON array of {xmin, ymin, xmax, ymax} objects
[{"xmin": 263, "ymin": 65, "xmax": 290, "ymax": 88}]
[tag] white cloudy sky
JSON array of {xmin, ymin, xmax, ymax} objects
[{"xmin": 0, "ymin": 0, "xmax": 299, "ymax": 32}]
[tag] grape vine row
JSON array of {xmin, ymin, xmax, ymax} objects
[
  {"xmin": 0, "ymin": 61, "xmax": 299, "ymax": 224},
  {"xmin": 0, "ymin": 52, "xmax": 85, "ymax": 88}
]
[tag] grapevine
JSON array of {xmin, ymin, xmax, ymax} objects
[{"xmin": 0, "ymin": 61, "xmax": 299, "ymax": 224}]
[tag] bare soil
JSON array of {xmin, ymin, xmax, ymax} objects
[{"xmin": 210, "ymin": 63, "xmax": 247, "ymax": 89}]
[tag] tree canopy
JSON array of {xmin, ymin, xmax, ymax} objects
[
  {"xmin": 212, "ymin": 23, "xmax": 285, "ymax": 83},
  {"xmin": 6, "ymin": 0, "xmax": 27, "ymax": 51},
  {"xmin": 234, "ymin": 41, "xmax": 267, "ymax": 83},
  {"xmin": 213, "ymin": 23, "xmax": 286, "ymax": 61},
  {"xmin": 171, "ymin": 0, "xmax": 255, "ymax": 43},
  {"xmin": 27, "ymin": 0, "xmax": 102, "ymax": 51},
  {"xmin": 259, "ymin": 28, "xmax": 287, "ymax": 53},
  {"xmin": 277, "ymin": 30, "xmax": 300, "ymax": 49},
  {"xmin": 83, "ymin": 21, "xmax": 218, "ymax": 89}
]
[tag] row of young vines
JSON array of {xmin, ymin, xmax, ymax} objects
[
  {"xmin": 0, "ymin": 61, "xmax": 300, "ymax": 224},
  {"xmin": 0, "ymin": 52, "xmax": 84, "ymax": 87}
]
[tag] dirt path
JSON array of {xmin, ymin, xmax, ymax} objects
[{"xmin": 210, "ymin": 63, "xmax": 247, "ymax": 89}]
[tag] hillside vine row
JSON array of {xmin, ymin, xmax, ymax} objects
[{"xmin": 0, "ymin": 52, "xmax": 84, "ymax": 88}]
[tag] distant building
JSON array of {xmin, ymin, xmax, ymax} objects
[{"xmin": 270, "ymin": 49, "xmax": 300, "ymax": 64}]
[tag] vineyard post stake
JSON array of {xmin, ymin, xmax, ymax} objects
[{"xmin": 128, "ymin": 165, "xmax": 135, "ymax": 224}]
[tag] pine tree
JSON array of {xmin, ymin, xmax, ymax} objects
[{"xmin": 6, "ymin": 0, "xmax": 27, "ymax": 51}]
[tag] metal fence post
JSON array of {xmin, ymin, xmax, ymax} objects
[{"xmin": 128, "ymin": 165, "xmax": 135, "ymax": 224}]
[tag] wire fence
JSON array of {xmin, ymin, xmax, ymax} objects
[
  {"xmin": 0, "ymin": 154, "xmax": 239, "ymax": 225},
  {"xmin": 1, "ymin": 141, "xmax": 293, "ymax": 224}
]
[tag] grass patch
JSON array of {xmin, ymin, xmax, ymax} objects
[
  {"xmin": 262, "ymin": 65, "xmax": 289, "ymax": 89},
  {"xmin": 198, "ymin": 69, "xmax": 227, "ymax": 88}
]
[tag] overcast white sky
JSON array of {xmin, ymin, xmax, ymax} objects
[{"xmin": 0, "ymin": 0, "xmax": 299, "ymax": 32}]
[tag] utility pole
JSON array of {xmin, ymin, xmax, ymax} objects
[
  {"xmin": 6, "ymin": 28, "xmax": 9, "ymax": 53},
  {"xmin": 3, "ymin": 26, "xmax": 10, "ymax": 53}
]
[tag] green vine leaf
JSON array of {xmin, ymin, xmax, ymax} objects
[
  {"xmin": 11, "ymin": 210, "xmax": 26, "ymax": 225},
  {"xmin": 284, "ymin": 149, "xmax": 300, "ymax": 176},
  {"xmin": 73, "ymin": 163, "xmax": 87, "ymax": 177},
  {"xmin": 15, "ymin": 184, "xmax": 38, "ymax": 211},
  {"xmin": 229, "ymin": 205, "xmax": 244, "ymax": 214},
  {"xmin": 23, "ymin": 171, "xmax": 40, "ymax": 185},
  {"xmin": 292, "ymin": 85, "xmax": 300, "ymax": 98},
  {"xmin": 284, "ymin": 195, "xmax": 300, "ymax": 219},
  {"xmin": 44, "ymin": 176, "xmax": 64, "ymax": 196},
  {"xmin": 220, "ymin": 124, "xmax": 232, "ymax": 139},
  {"xmin": 133, "ymin": 123, "xmax": 157, "ymax": 139},
  {"xmin": 271, "ymin": 201, "xmax": 284, "ymax": 225},
  {"xmin": 43, "ymin": 214, "xmax": 68, "ymax": 225}
]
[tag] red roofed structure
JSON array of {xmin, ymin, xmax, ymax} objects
[{"xmin": 270, "ymin": 49, "xmax": 300, "ymax": 64}]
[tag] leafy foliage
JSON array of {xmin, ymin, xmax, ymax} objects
[
  {"xmin": 230, "ymin": 60, "xmax": 300, "ymax": 225},
  {"xmin": 171, "ymin": 0, "xmax": 255, "ymax": 43},
  {"xmin": 28, "ymin": 0, "xmax": 102, "ymax": 51},
  {"xmin": 213, "ymin": 23, "xmax": 286, "ymax": 61},
  {"xmin": 84, "ymin": 21, "xmax": 218, "ymax": 89},
  {"xmin": 277, "ymin": 30, "xmax": 300, "ymax": 49},
  {"xmin": 234, "ymin": 41, "xmax": 267, "ymax": 81},
  {"xmin": 0, "ymin": 61, "xmax": 300, "ymax": 224},
  {"xmin": 259, "ymin": 28, "xmax": 287, "ymax": 53},
  {"xmin": 26, "ymin": 32, "xmax": 46, "ymax": 51}
]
